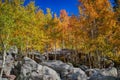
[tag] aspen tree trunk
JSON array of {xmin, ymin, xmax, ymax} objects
[
  {"xmin": 0, "ymin": 44, "xmax": 7, "ymax": 77},
  {"xmin": 102, "ymin": 52, "xmax": 105, "ymax": 68},
  {"xmin": 88, "ymin": 53, "xmax": 92, "ymax": 69},
  {"xmin": 26, "ymin": 41, "xmax": 29, "ymax": 57},
  {"xmin": 75, "ymin": 44, "xmax": 78, "ymax": 65},
  {"xmin": 46, "ymin": 44, "xmax": 49, "ymax": 61},
  {"xmin": 54, "ymin": 40, "xmax": 57, "ymax": 60},
  {"xmin": 31, "ymin": 50, "xmax": 35, "ymax": 60},
  {"xmin": 74, "ymin": 46, "xmax": 77, "ymax": 65},
  {"xmin": 62, "ymin": 40, "xmax": 65, "ymax": 49},
  {"xmin": 0, "ymin": 34, "xmax": 9, "ymax": 77},
  {"xmin": 96, "ymin": 50, "xmax": 100, "ymax": 68}
]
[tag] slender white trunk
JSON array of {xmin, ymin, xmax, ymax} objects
[
  {"xmin": 0, "ymin": 34, "xmax": 9, "ymax": 77},
  {"xmin": 0, "ymin": 45, "xmax": 6, "ymax": 77},
  {"xmin": 46, "ymin": 45, "xmax": 49, "ymax": 61},
  {"xmin": 62, "ymin": 40, "xmax": 65, "ymax": 49}
]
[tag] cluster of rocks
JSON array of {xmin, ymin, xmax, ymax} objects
[
  {"xmin": 0, "ymin": 47, "xmax": 120, "ymax": 80},
  {"xmin": 0, "ymin": 56, "xmax": 120, "ymax": 80}
]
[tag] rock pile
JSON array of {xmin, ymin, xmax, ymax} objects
[{"xmin": 0, "ymin": 48, "xmax": 119, "ymax": 80}]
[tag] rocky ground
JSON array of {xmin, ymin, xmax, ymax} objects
[{"xmin": 0, "ymin": 47, "xmax": 120, "ymax": 80}]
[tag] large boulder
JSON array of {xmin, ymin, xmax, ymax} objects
[
  {"xmin": 85, "ymin": 68, "xmax": 101, "ymax": 77},
  {"xmin": 17, "ymin": 57, "xmax": 61, "ymax": 80},
  {"xmin": 89, "ymin": 75, "xmax": 117, "ymax": 80},
  {"xmin": 86, "ymin": 67, "xmax": 118, "ymax": 78},
  {"xmin": 66, "ymin": 68, "xmax": 87, "ymax": 80},
  {"xmin": 42, "ymin": 60, "xmax": 87, "ymax": 80},
  {"xmin": 86, "ymin": 67, "xmax": 118, "ymax": 80},
  {"xmin": 101, "ymin": 67, "xmax": 118, "ymax": 77},
  {"xmin": 42, "ymin": 60, "xmax": 73, "ymax": 78}
]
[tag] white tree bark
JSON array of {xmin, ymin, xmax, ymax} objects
[{"xmin": 0, "ymin": 44, "xmax": 7, "ymax": 77}]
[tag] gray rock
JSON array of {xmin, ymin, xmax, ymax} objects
[
  {"xmin": 85, "ymin": 68, "xmax": 101, "ymax": 77},
  {"xmin": 0, "ymin": 77, "xmax": 8, "ymax": 80},
  {"xmin": 8, "ymin": 46, "xmax": 18, "ymax": 54},
  {"xmin": 79, "ymin": 65, "xmax": 88, "ymax": 71},
  {"xmin": 89, "ymin": 75, "xmax": 117, "ymax": 80},
  {"xmin": 42, "ymin": 66, "xmax": 61, "ymax": 80},
  {"xmin": 6, "ymin": 53, "xmax": 14, "ymax": 63},
  {"xmin": 17, "ymin": 57, "xmax": 61, "ymax": 80},
  {"xmin": 42, "ymin": 61, "xmax": 87, "ymax": 80},
  {"xmin": 86, "ymin": 67, "xmax": 118, "ymax": 80},
  {"xmin": 101, "ymin": 67, "xmax": 118, "ymax": 77},
  {"xmin": 86, "ymin": 67, "xmax": 118, "ymax": 78},
  {"xmin": 66, "ymin": 68, "xmax": 87, "ymax": 80},
  {"xmin": 7, "ymin": 46, "xmax": 18, "ymax": 60},
  {"xmin": 42, "ymin": 60, "xmax": 73, "ymax": 78}
]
